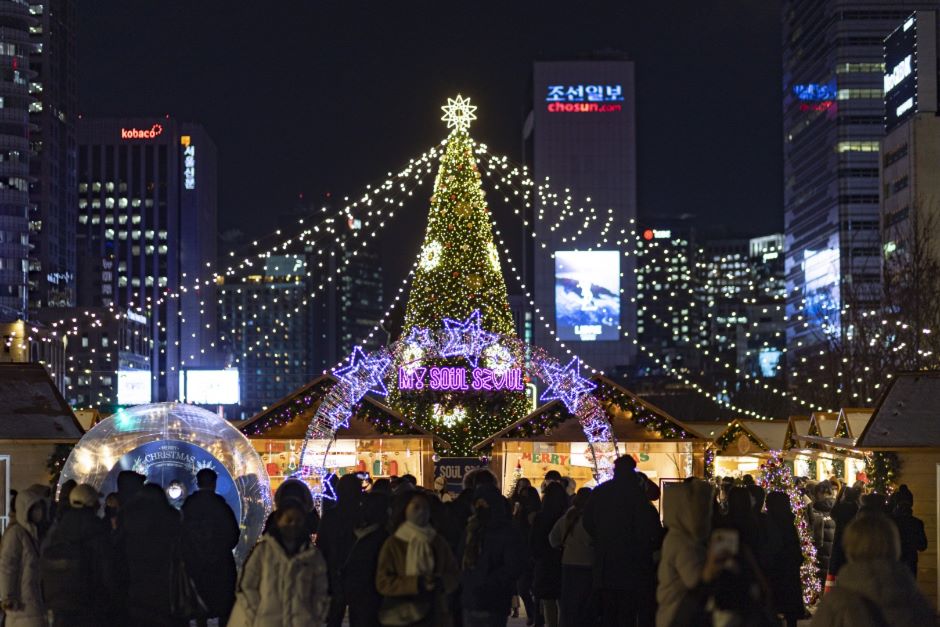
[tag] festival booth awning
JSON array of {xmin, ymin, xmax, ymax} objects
[
  {"xmin": 835, "ymin": 407, "xmax": 874, "ymax": 442},
  {"xmin": 240, "ymin": 375, "xmax": 450, "ymax": 491},
  {"xmin": 472, "ymin": 375, "xmax": 707, "ymax": 496},
  {"xmin": 707, "ymin": 419, "xmax": 790, "ymax": 478}
]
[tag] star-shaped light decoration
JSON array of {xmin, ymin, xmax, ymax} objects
[
  {"xmin": 441, "ymin": 309, "xmax": 497, "ymax": 367},
  {"xmin": 333, "ymin": 345, "xmax": 392, "ymax": 399},
  {"xmin": 540, "ymin": 356, "xmax": 597, "ymax": 413},
  {"xmin": 441, "ymin": 94, "xmax": 477, "ymax": 133},
  {"xmin": 310, "ymin": 466, "xmax": 337, "ymax": 502}
]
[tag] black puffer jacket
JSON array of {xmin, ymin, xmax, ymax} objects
[{"xmin": 810, "ymin": 497, "xmax": 835, "ymax": 581}]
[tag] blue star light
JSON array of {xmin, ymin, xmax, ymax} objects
[
  {"xmin": 333, "ymin": 346, "xmax": 392, "ymax": 398},
  {"xmin": 540, "ymin": 356, "xmax": 596, "ymax": 413},
  {"xmin": 441, "ymin": 309, "xmax": 498, "ymax": 367},
  {"xmin": 311, "ymin": 466, "xmax": 337, "ymax": 502}
]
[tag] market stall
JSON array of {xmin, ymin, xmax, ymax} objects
[
  {"xmin": 240, "ymin": 375, "xmax": 449, "ymax": 491},
  {"xmin": 473, "ymin": 376, "xmax": 707, "ymax": 495},
  {"xmin": 708, "ymin": 419, "xmax": 790, "ymax": 478}
]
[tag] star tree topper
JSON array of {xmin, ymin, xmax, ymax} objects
[
  {"xmin": 541, "ymin": 356, "xmax": 597, "ymax": 413},
  {"xmin": 441, "ymin": 309, "xmax": 498, "ymax": 367},
  {"xmin": 441, "ymin": 94, "xmax": 477, "ymax": 132}
]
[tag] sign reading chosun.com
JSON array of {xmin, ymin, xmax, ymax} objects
[{"xmin": 120, "ymin": 123, "xmax": 164, "ymax": 140}]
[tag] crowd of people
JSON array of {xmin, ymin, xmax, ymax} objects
[{"xmin": 0, "ymin": 459, "xmax": 934, "ymax": 627}]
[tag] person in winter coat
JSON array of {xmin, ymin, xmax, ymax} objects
[
  {"xmin": 582, "ymin": 455, "xmax": 663, "ymax": 627},
  {"xmin": 376, "ymin": 491, "xmax": 459, "ymax": 627},
  {"xmin": 890, "ymin": 487, "xmax": 927, "ymax": 577},
  {"xmin": 118, "ymin": 483, "xmax": 185, "ymax": 627},
  {"xmin": 809, "ymin": 480, "xmax": 836, "ymax": 585},
  {"xmin": 318, "ymin": 473, "xmax": 362, "ymax": 627},
  {"xmin": 764, "ymin": 491, "xmax": 805, "ymax": 627},
  {"xmin": 40, "ymin": 483, "xmax": 116, "ymax": 627},
  {"xmin": 549, "ymin": 487, "xmax": 594, "ymax": 627},
  {"xmin": 341, "ymin": 492, "xmax": 390, "ymax": 627},
  {"xmin": 460, "ymin": 484, "xmax": 526, "ymax": 627},
  {"xmin": 811, "ymin": 513, "xmax": 936, "ymax": 627},
  {"xmin": 181, "ymin": 469, "xmax": 240, "ymax": 627},
  {"xmin": 529, "ymin": 482, "xmax": 567, "ymax": 627},
  {"xmin": 827, "ymin": 484, "xmax": 860, "ymax": 580},
  {"xmin": 0, "ymin": 486, "xmax": 48, "ymax": 627},
  {"xmin": 260, "ymin": 477, "xmax": 319, "ymax": 537},
  {"xmin": 655, "ymin": 478, "xmax": 713, "ymax": 627},
  {"xmin": 511, "ymin": 485, "xmax": 541, "ymax": 625},
  {"xmin": 229, "ymin": 499, "xmax": 329, "ymax": 627}
]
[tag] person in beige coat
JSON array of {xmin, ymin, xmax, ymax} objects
[
  {"xmin": 0, "ymin": 486, "xmax": 48, "ymax": 627},
  {"xmin": 811, "ymin": 512, "xmax": 937, "ymax": 627},
  {"xmin": 376, "ymin": 492, "xmax": 458, "ymax": 627}
]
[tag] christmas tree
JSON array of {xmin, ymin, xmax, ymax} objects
[{"xmin": 391, "ymin": 96, "xmax": 528, "ymax": 454}]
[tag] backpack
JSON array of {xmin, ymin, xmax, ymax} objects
[{"xmin": 40, "ymin": 536, "xmax": 94, "ymax": 612}]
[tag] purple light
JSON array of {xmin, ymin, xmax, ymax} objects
[
  {"xmin": 333, "ymin": 345, "xmax": 392, "ymax": 398},
  {"xmin": 398, "ymin": 366, "xmax": 524, "ymax": 391},
  {"xmin": 540, "ymin": 356, "xmax": 596, "ymax": 414},
  {"xmin": 441, "ymin": 310, "xmax": 497, "ymax": 367}
]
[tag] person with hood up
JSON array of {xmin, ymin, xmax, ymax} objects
[
  {"xmin": 809, "ymin": 480, "xmax": 836, "ymax": 586},
  {"xmin": 40, "ymin": 483, "xmax": 116, "ymax": 627},
  {"xmin": 229, "ymin": 499, "xmax": 329, "ymax": 627},
  {"xmin": 318, "ymin": 473, "xmax": 362, "ymax": 627},
  {"xmin": 764, "ymin": 491, "xmax": 805, "ymax": 627},
  {"xmin": 549, "ymin": 487, "xmax": 594, "ymax": 627},
  {"xmin": 890, "ymin": 486, "xmax": 927, "ymax": 576},
  {"xmin": 811, "ymin": 513, "xmax": 937, "ymax": 627},
  {"xmin": 376, "ymin": 491, "xmax": 458, "ymax": 627},
  {"xmin": 460, "ymin": 484, "xmax": 526, "ymax": 627},
  {"xmin": 340, "ymin": 491, "xmax": 391, "ymax": 627},
  {"xmin": 0, "ymin": 486, "xmax": 48, "ymax": 627},
  {"xmin": 655, "ymin": 478, "xmax": 714, "ymax": 627},
  {"xmin": 261, "ymin": 477, "xmax": 319, "ymax": 537},
  {"xmin": 827, "ymin": 484, "xmax": 861, "ymax": 581}
]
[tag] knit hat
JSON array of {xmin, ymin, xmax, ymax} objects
[{"xmin": 69, "ymin": 483, "xmax": 99, "ymax": 509}]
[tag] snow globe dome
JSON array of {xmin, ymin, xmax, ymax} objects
[{"xmin": 59, "ymin": 402, "xmax": 272, "ymax": 563}]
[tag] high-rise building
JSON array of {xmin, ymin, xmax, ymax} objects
[
  {"xmin": 881, "ymin": 11, "xmax": 940, "ymax": 266},
  {"xmin": 27, "ymin": 0, "xmax": 76, "ymax": 310},
  {"xmin": 526, "ymin": 56, "xmax": 638, "ymax": 373},
  {"xmin": 0, "ymin": 312, "xmax": 66, "ymax": 390},
  {"xmin": 76, "ymin": 117, "xmax": 218, "ymax": 401},
  {"xmin": 782, "ymin": 0, "xmax": 939, "ymax": 352},
  {"xmin": 0, "ymin": 0, "xmax": 34, "ymax": 315}
]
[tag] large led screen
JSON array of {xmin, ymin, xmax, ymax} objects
[
  {"xmin": 179, "ymin": 369, "xmax": 240, "ymax": 405},
  {"xmin": 554, "ymin": 250, "xmax": 620, "ymax": 341},
  {"xmin": 117, "ymin": 370, "xmax": 152, "ymax": 405}
]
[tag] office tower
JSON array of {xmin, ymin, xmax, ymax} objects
[
  {"xmin": 76, "ymin": 117, "xmax": 218, "ymax": 401},
  {"xmin": 782, "ymin": 0, "xmax": 938, "ymax": 352},
  {"xmin": 526, "ymin": 56, "xmax": 638, "ymax": 374},
  {"xmin": 0, "ymin": 0, "xmax": 33, "ymax": 314},
  {"xmin": 27, "ymin": 0, "xmax": 76, "ymax": 309}
]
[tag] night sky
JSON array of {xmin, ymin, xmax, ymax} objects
[{"xmin": 78, "ymin": 1, "xmax": 782, "ymax": 283}]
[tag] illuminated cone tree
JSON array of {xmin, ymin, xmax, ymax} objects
[{"xmin": 391, "ymin": 96, "xmax": 528, "ymax": 454}]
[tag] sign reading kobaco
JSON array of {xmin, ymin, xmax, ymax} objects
[
  {"xmin": 398, "ymin": 365, "xmax": 525, "ymax": 392},
  {"xmin": 120, "ymin": 123, "xmax": 164, "ymax": 140}
]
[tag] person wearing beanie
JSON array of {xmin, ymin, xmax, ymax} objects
[{"xmin": 40, "ymin": 483, "xmax": 115, "ymax": 626}]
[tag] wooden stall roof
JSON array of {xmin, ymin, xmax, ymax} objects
[
  {"xmin": 809, "ymin": 411, "xmax": 840, "ymax": 438},
  {"xmin": 857, "ymin": 372, "xmax": 940, "ymax": 449},
  {"xmin": 238, "ymin": 374, "xmax": 450, "ymax": 447},
  {"xmin": 472, "ymin": 375, "xmax": 707, "ymax": 450},
  {"xmin": 0, "ymin": 363, "xmax": 83, "ymax": 440},
  {"xmin": 713, "ymin": 419, "xmax": 790, "ymax": 453},
  {"xmin": 836, "ymin": 407, "xmax": 874, "ymax": 441}
]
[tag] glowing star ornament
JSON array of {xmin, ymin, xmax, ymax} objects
[
  {"xmin": 441, "ymin": 309, "xmax": 498, "ymax": 367},
  {"xmin": 433, "ymin": 404, "xmax": 467, "ymax": 428},
  {"xmin": 333, "ymin": 346, "xmax": 392, "ymax": 398},
  {"xmin": 419, "ymin": 241, "xmax": 443, "ymax": 270},
  {"xmin": 441, "ymin": 94, "xmax": 477, "ymax": 132},
  {"xmin": 483, "ymin": 343, "xmax": 513, "ymax": 375},
  {"xmin": 540, "ymin": 356, "xmax": 596, "ymax": 413}
]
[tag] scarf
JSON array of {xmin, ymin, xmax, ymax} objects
[{"xmin": 394, "ymin": 520, "xmax": 437, "ymax": 576}]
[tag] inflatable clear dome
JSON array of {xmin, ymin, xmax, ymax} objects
[{"xmin": 59, "ymin": 403, "xmax": 272, "ymax": 563}]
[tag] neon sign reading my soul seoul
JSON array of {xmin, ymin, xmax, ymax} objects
[
  {"xmin": 398, "ymin": 366, "xmax": 524, "ymax": 392},
  {"xmin": 546, "ymin": 84, "xmax": 624, "ymax": 112}
]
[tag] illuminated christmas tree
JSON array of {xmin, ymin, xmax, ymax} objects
[{"xmin": 391, "ymin": 96, "xmax": 528, "ymax": 454}]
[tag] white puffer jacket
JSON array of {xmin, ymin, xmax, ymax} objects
[
  {"xmin": 0, "ymin": 488, "xmax": 47, "ymax": 627},
  {"xmin": 229, "ymin": 535, "xmax": 329, "ymax": 627}
]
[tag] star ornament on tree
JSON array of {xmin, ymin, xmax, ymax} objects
[
  {"xmin": 541, "ymin": 357, "xmax": 596, "ymax": 413},
  {"xmin": 441, "ymin": 309, "xmax": 497, "ymax": 367},
  {"xmin": 441, "ymin": 94, "xmax": 477, "ymax": 133},
  {"xmin": 333, "ymin": 346, "xmax": 392, "ymax": 398}
]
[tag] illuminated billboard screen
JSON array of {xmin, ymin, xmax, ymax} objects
[
  {"xmin": 554, "ymin": 250, "xmax": 620, "ymax": 341},
  {"xmin": 884, "ymin": 12, "xmax": 937, "ymax": 132},
  {"xmin": 179, "ymin": 369, "xmax": 240, "ymax": 405},
  {"xmin": 117, "ymin": 370, "xmax": 152, "ymax": 405},
  {"xmin": 758, "ymin": 348, "xmax": 782, "ymax": 378},
  {"xmin": 803, "ymin": 248, "xmax": 841, "ymax": 337}
]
